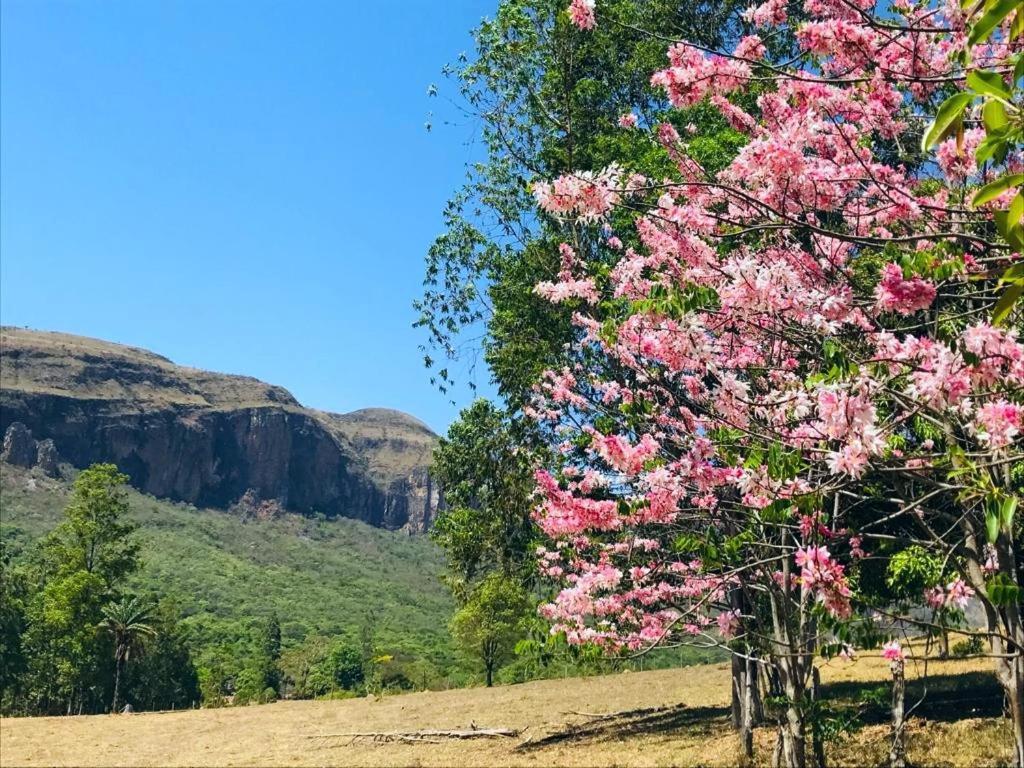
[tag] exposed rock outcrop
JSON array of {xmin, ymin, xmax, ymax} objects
[
  {"xmin": 1, "ymin": 422, "xmax": 36, "ymax": 467},
  {"xmin": 35, "ymin": 439, "xmax": 61, "ymax": 477},
  {"xmin": 0, "ymin": 327, "xmax": 440, "ymax": 530}
]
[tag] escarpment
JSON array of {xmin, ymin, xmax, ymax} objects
[{"xmin": 0, "ymin": 327, "xmax": 440, "ymax": 531}]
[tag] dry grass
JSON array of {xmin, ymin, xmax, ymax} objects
[{"xmin": 1, "ymin": 654, "xmax": 1013, "ymax": 767}]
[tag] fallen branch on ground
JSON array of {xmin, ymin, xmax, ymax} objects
[
  {"xmin": 562, "ymin": 705, "xmax": 673, "ymax": 720},
  {"xmin": 309, "ymin": 728, "xmax": 520, "ymax": 745}
]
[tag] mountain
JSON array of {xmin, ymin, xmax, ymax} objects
[{"xmin": 0, "ymin": 327, "xmax": 440, "ymax": 531}]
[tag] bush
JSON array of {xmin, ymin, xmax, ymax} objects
[{"xmin": 951, "ymin": 636, "xmax": 985, "ymax": 658}]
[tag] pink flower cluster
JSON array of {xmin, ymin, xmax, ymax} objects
[
  {"xmin": 568, "ymin": 0, "xmax": 596, "ymax": 30},
  {"xmin": 795, "ymin": 547, "xmax": 853, "ymax": 617},
  {"xmin": 924, "ymin": 578, "xmax": 976, "ymax": 611},
  {"xmin": 973, "ymin": 400, "xmax": 1022, "ymax": 449},
  {"xmin": 533, "ymin": 166, "xmax": 623, "ymax": 223},
  {"xmin": 882, "ymin": 640, "xmax": 906, "ymax": 664},
  {"xmin": 874, "ymin": 263, "xmax": 937, "ymax": 316}
]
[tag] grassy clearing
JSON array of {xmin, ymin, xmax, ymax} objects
[{"xmin": 0, "ymin": 651, "xmax": 1012, "ymax": 767}]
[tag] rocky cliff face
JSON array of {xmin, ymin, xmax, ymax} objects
[{"xmin": 0, "ymin": 327, "xmax": 440, "ymax": 531}]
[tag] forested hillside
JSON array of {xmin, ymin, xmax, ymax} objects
[{"xmin": 0, "ymin": 463, "xmax": 457, "ymax": 709}]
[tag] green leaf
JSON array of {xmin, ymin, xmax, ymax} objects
[
  {"xmin": 992, "ymin": 281, "xmax": 1024, "ymax": 326},
  {"xmin": 967, "ymin": 70, "xmax": 1011, "ymax": 101},
  {"xmin": 1001, "ymin": 496, "xmax": 1018, "ymax": 532},
  {"xmin": 1009, "ymin": 191, "xmax": 1024, "ymax": 233},
  {"xmin": 968, "ymin": 0, "xmax": 1021, "ymax": 45},
  {"xmin": 976, "ymin": 132, "xmax": 1010, "ymax": 165},
  {"xmin": 921, "ymin": 93, "xmax": 976, "ymax": 151},
  {"xmin": 982, "ymin": 100, "xmax": 1009, "ymax": 131},
  {"xmin": 985, "ymin": 573, "xmax": 1023, "ymax": 607},
  {"xmin": 972, "ymin": 174, "xmax": 1024, "ymax": 206},
  {"xmin": 986, "ymin": 503, "xmax": 1000, "ymax": 544},
  {"xmin": 1000, "ymin": 263, "xmax": 1024, "ymax": 283}
]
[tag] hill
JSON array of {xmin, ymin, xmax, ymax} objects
[
  {"xmin": 0, "ymin": 327, "xmax": 439, "ymax": 530},
  {"xmin": 0, "ymin": 463, "xmax": 456, "ymax": 672},
  {"xmin": 0, "ymin": 653, "xmax": 1012, "ymax": 767}
]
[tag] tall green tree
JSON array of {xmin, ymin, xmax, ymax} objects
[
  {"xmin": 21, "ymin": 464, "xmax": 140, "ymax": 714},
  {"xmin": 100, "ymin": 595, "xmax": 155, "ymax": 712},
  {"xmin": 417, "ymin": 0, "xmax": 743, "ymax": 409},
  {"xmin": 0, "ymin": 543, "xmax": 29, "ymax": 712},
  {"xmin": 124, "ymin": 598, "xmax": 200, "ymax": 712},
  {"xmin": 39, "ymin": 463, "xmax": 138, "ymax": 585},
  {"xmin": 449, "ymin": 573, "xmax": 530, "ymax": 687},
  {"xmin": 431, "ymin": 399, "xmax": 538, "ymax": 595}
]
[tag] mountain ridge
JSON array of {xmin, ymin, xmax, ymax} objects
[{"xmin": 0, "ymin": 326, "xmax": 441, "ymax": 530}]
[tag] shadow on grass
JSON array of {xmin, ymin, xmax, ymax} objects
[
  {"xmin": 820, "ymin": 671, "xmax": 1003, "ymax": 724},
  {"xmin": 515, "ymin": 703, "xmax": 731, "ymax": 751}
]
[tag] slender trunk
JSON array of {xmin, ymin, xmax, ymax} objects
[
  {"xmin": 889, "ymin": 661, "xmax": 906, "ymax": 768},
  {"xmin": 781, "ymin": 700, "xmax": 807, "ymax": 768},
  {"xmin": 995, "ymin": 644, "xmax": 1024, "ymax": 768},
  {"xmin": 739, "ymin": 655, "xmax": 756, "ymax": 765},
  {"xmin": 938, "ymin": 627, "xmax": 949, "ymax": 659},
  {"xmin": 811, "ymin": 667, "xmax": 826, "ymax": 768},
  {"xmin": 731, "ymin": 653, "xmax": 744, "ymax": 729},
  {"xmin": 111, "ymin": 658, "xmax": 122, "ymax": 714},
  {"xmin": 965, "ymin": 526, "xmax": 1024, "ymax": 767}
]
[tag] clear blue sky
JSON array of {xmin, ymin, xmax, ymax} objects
[{"xmin": 1, "ymin": 0, "xmax": 496, "ymax": 434}]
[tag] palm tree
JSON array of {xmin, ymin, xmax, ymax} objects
[{"xmin": 100, "ymin": 595, "xmax": 155, "ymax": 713}]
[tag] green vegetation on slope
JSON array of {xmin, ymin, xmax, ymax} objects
[{"xmin": 0, "ymin": 465, "xmax": 457, "ymax": 679}]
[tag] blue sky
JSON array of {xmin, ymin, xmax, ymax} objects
[{"xmin": 1, "ymin": 0, "xmax": 497, "ymax": 433}]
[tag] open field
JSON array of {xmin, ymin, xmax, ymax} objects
[{"xmin": 0, "ymin": 652, "xmax": 1014, "ymax": 767}]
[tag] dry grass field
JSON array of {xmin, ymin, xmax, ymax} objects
[{"xmin": 0, "ymin": 652, "xmax": 1014, "ymax": 767}]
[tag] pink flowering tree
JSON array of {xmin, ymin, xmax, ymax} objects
[{"xmin": 525, "ymin": 1, "xmax": 1023, "ymax": 765}]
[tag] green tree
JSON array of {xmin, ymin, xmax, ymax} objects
[
  {"xmin": 0, "ymin": 544, "xmax": 29, "ymax": 712},
  {"xmin": 325, "ymin": 639, "xmax": 364, "ymax": 692},
  {"xmin": 431, "ymin": 399, "xmax": 538, "ymax": 595},
  {"xmin": 280, "ymin": 634, "xmax": 331, "ymax": 698},
  {"xmin": 417, "ymin": 0, "xmax": 742, "ymax": 409},
  {"xmin": 124, "ymin": 599, "xmax": 200, "ymax": 711},
  {"xmin": 19, "ymin": 464, "xmax": 141, "ymax": 714},
  {"xmin": 40, "ymin": 463, "xmax": 139, "ymax": 585},
  {"xmin": 449, "ymin": 573, "xmax": 530, "ymax": 687},
  {"xmin": 235, "ymin": 616, "xmax": 284, "ymax": 704},
  {"xmin": 259, "ymin": 613, "xmax": 282, "ymax": 693},
  {"xmin": 100, "ymin": 595, "xmax": 155, "ymax": 712}
]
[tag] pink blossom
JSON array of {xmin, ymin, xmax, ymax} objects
[
  {"xmin": 568, "ymin": 0, "xmax": 596, "ymax": 30},
  {"xmin": 743, "ymin": 0, "xmax": 787, "ymax": 27},
  {"xmin": 617, "ymin": 112, "xmax": 638, "ymax": 128},
  {"xmin": 734, "ymin": 35, "xmax": 767, "ymax": 60},
  {"xmin": 874, "ymin": 263, "xmax": 937, "ymax": 315},
  {"xmin": 973, "ymin": 400, "xmax": 1022, "ymax": 449},
  {"xmin": 935, "ymin": 128, "xmax": 985, "ymax": 181},
  {"xmin": 882, "ymin": 640, "xmax": 905, "ymax": 663},
  {"xmin": 717, "ymin": 609, "xmax": 741, "ymax": 639}
]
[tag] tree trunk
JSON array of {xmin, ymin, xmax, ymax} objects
[
  {"xmin": 111, "ymin": 658, "xmax": 123, "ymax": 714},
  {"xmin": 781, "ymin": 703, "xmax": 807, "ymax": 768},
  {"xmin": 811, "ymin": 667, "xmax": 826, "ymax": 768},
  {"xmin": 889, "ymin": 661, "xmax": 906, "ymax": 768},
  {"xmin": 738, "ymin": 655, "xmax": 756, "ymax": 765},
  {"xmin": 997, "ymin": 650, "xmax": 1024, "ymax": 768},
  {"xmin": 731, "ymin": 653, "xmax": 744, "ymax": 729}
]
